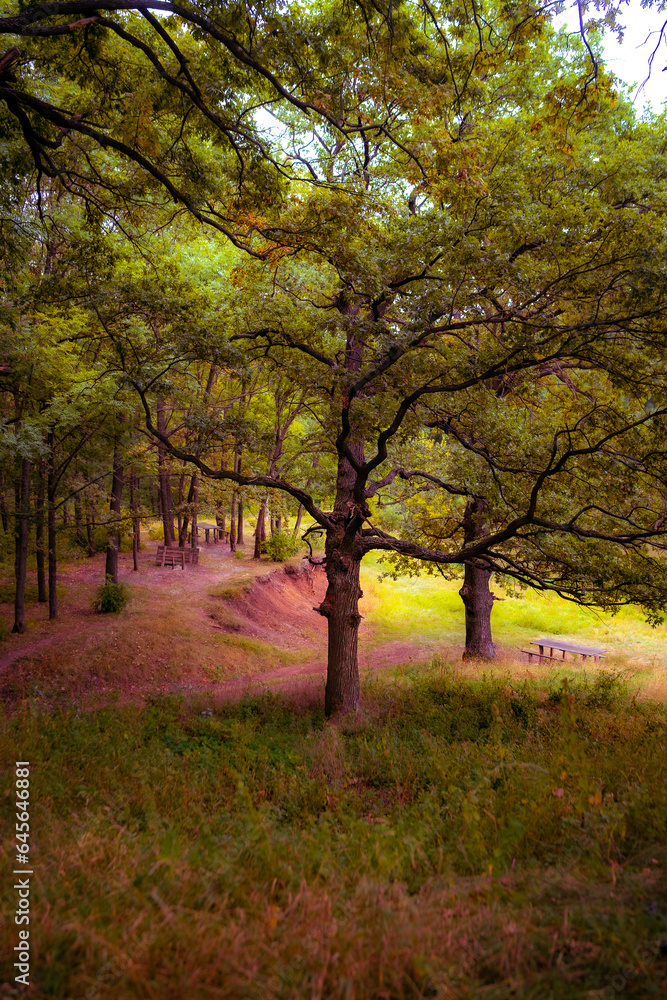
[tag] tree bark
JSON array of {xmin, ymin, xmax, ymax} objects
[
  {"xmin": 237, "ymin": 454, "xmax": 244, "ymax": 544},
  {"xmin": 316, "ymin": 415, "xmax": 366, "ymax": 716},
  {"xmin": 105, "ymin": 431, "xmax": 123, "ymax": 584},
  {"xmin": 12, "ymin": 458, "xmax": 31, "ymax": 634},
  {"xmin": 130, "ymin": 470, "xmax": 140, "ymax": 571},
  {"xmin": 35, "ymin": 461, "xmax": 47, "ymax": 603},
  {"xmin": 47, "ymin": 432, "xmax": 57, "ymax": 619},
  {"xmin": 0, "ymin": 470, "xmax": 8, "ymax": 533},
  {"xmin": 74, "ymin": 492, "xmax": 86, "ymax": 549},
  {"xmin": 86, "ymin": 518, "xmax": 95, "ymax": 558},
  {"xmin": 229, "ymin": 489, "xmax": 237, "ymax": 552},
  {"xmin": 318, "ymin": 530, "xmax": 363, "ymax": 717},
  {"xmin": 254, "ymin": 496, "xmax": 267, "ymax": 559},
  {"xmin": 459, "ymin": 499, "xmax": 496, "ymax": 660},
  {"xmin": 157, "ymin": 399, "xmax": 175, "ymax": 545},
  {"xmin": 293, "ymin": 503, "xmax": 303, "ymax": 538},
  {"xmin": 190, "ymin": 473, "xmax": 198, "ymax": 552},
  {"xmin": 177, "ymin": 469, "xmax": 185, "ymax": 539}
]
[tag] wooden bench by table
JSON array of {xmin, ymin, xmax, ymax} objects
[
  {"xmin": 519, "ymin": 637, "xmax": 607, "ymax": 664},
  {"xmin": 155, "ymin": 544, "xmax": 200, "ymax": 568}
]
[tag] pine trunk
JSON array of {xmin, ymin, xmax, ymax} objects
[
  {"xmin": 157, "ymin": 399, "xmax": 175, "ymax": 545},
  {"xmin": 179, "ymin": 475, "xmax": 196, "ymax": 546},
  {"xmin": 191, "ymin": 473, "xmax": 198, "ymax": 552},
  {"xmin": 254, "ymin": 496, "xmax": 267, "ymax": 559},
  {"xmin": 237, "ymin": 458, "xmax": 244, "ymax": 544},
  {"xmin": 35, "ymin": 461, "xmax": 47, "ymax": 603},
  {"xmin": 12, "ymin": 458, "xmax": 31, "ymax": 634},
  {"xmin": 105, "ymin": 434, "xmax": 123, "ymax": 584},
  {"xmin": 86, "ymin": 519, "xmax": 95, "ymax": 558},
  {"xmin": 130, "ymin": 470, "xmax": 140, "ymax": 571},
  {"xmin": 177, "ymin": 470, "xmax": 185, "ymax": 538},
  {"xmin": 47, "ymin": 434, "xmax": 57, "ymax": 619},
  {"xmin": 229, "ymin": 489, "xmax": 237, "ymax": 552},
  {"xmin": 0, "ymin": 470, "xmax": 8, "ymax": 533}
]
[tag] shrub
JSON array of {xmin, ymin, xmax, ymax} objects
[
  {"xmin": 584, "ymin": 670, "xmax": 629, "ymax": 710},
  {"xmin": 263, "ymin": 531, "xmax": 300, "ymax": 562},
  {"xmin": 93, "ymin": 577, "xmax": 129, "ymax": 614}
]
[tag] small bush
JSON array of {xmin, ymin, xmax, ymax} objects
[
  {"xmin": 585, "ymin": 670, "xmax": 629, "ymax": 710},
  {"xmin": 263, "ymin": 531, "xmax": 300, "ymax": 562},
  {"xmin": 93, "ymin": 577, "xmax": 129, "ymax": 614}
]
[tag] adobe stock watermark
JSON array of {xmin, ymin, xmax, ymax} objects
[
  {"xmin": 589, "ymin": 935, "xmax": 667, "ymax": 999},
  {"xmin": 13, "ymin": 762, "xmax": 32, "ymax": 987}
]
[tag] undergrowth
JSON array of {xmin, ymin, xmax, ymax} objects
[{"xmin": 0, "ymin": 665, "xmax": 666, "ymax": 998}]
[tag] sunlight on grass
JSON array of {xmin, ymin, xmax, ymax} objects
[{"xmin": 360, "ymin": 554, "xmax": 667, "ymax": 673}]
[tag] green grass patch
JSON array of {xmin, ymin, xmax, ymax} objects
[
  {"xmin": 361, "ymin": 555, "xmax": 667, "ymax": 668},
  {"xmin": 1, "ymin": 665, "xmax": 666, "ymax": 998}
]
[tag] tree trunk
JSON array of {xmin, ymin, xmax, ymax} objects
[
  {"xmin": 237, "ymin": 454, "xmax": 244, "ymax": 544},
  {"xmin": 254, "ymin": 496, "xmax": 267, "ymax": 559},
  {"xmin": 318, "ymin": 531, "xmax": 363, "ymax": 717},
  {"xmin": 0, "ymin": 470, "xmax": 9, "ymax": 533},
  {"xmin": 74, "ymin": 492, "xmax": 86, "ymax": 549},
  {"xmin": 12, "ymin": 458, "xmax": 31, "ymax": 634},
  {"xmin": 316, "ymin": 419, "xmax": 366, "ymax": 716},
  {"xmin": 130, "ymin": 470, "xmax": 140, "ymax": 571},
  {"xmin": 459, "ymin": 499, "xmax": 496, "ymax": 660},
  {"xmin": 47, "ymin": 433, "xmax": 57, "ymax": 620},
  {"xmin": 177, "ymin": 470, "xmax": 185, "ymax": 539},
  {"xmin": 293, "ymin": 503, "xmax": 304, "ymax": 538},
  {"xmin": 105, "ymin": 432, "xmax": 123, "ymax": 584},
  {"xmin": 35, "ymin": 461, "xmax": 47, "ymax": 603},
  {"xmin": 191, "ymin": 473, "xmax": 198, "ymax": 552},
  {"xmin": 179, "ymin": 474, "xmax": 196, "ymax": 546},
  {"xmin": 229, "ymin": 488, "xmax": 237, "ymax": 552},
  {"xmin": 86, "ymin": 518, "xmax": 95, "ymax": 558},
  {"xmin": 157, "ymin": 399, "xmax": 175, "ymax": 545}
]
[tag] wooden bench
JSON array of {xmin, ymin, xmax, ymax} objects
[
  {"xmin": 518, "ymin": 648, "xmax": 563, "ymax": 664},
  {"xmin": 155, "ymin": 544, "xmax": 200, "ymax": 568}
]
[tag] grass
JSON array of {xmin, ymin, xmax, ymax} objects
[{"xmin": 1, "ymin": 665, "xmax": 666, "ymax": 998}]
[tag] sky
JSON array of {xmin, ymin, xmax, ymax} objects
[{"xmin": 556, "ymin": 0, "xmax": 667, "ymax": 110}]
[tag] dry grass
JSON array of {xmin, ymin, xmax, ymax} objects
[{"xmin": 1, "ymin": 670, "xmax": 666, "ymax": 998}]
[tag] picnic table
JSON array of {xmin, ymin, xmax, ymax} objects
[
  {"xmin": 520, "ymin": 637, "xmax": 607, "ymax": 664},
  {"xmin": 192, "ymin": 521, "xmax": 227, "ymax": 545}
]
